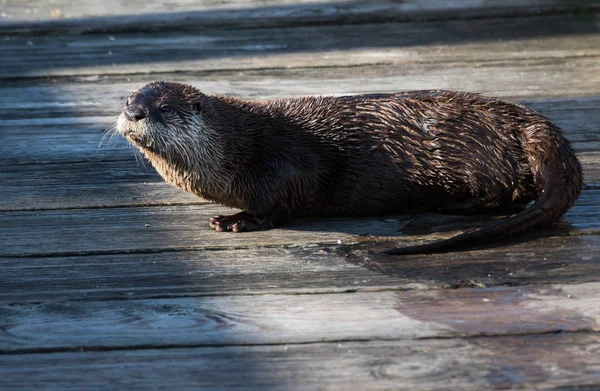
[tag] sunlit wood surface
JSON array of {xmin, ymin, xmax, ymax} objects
[{"xmin": 1, "ymin": 1, "xmax": 599, "ymax": 389}]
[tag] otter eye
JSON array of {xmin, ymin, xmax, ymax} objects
[
  {"xmin": 160, "ymin": 105, "xmax": 171, "ymax": 113},
  {"xmin": 126, "ymin": 97, "xmax": 131, "ymax": 106}
]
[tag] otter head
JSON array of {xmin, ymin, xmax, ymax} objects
[
  {"xmin": 117, "ymin": 81, "xmax": 206, "ymax": 156},
  {"xmin": 116, "ymin": 81, "xmax": 224, "ymax": 195}
]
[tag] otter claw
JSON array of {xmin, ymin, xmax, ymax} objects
[
  {"xmin": 209, "ymin": 212, "xmax": 273, "ymax": 232},
  {"xmin": 231, "ymin": 222, "xmax": 245, "ymax": 233}
]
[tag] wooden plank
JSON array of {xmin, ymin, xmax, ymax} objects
[
  {"xmin": 1, "ymin": 0, "xmax": 597, "ymax": 34},
  {"xmin": 3, "ymin": 90, "xmax": 599, "ymax": 132},
  {"xmin": 0, "ymin": 235, "xmax": 598, "ymax": 302},
  {"xmin": 0, "ymin": 122, "xmax": 130, "ymax": 165},
  {"xmin": 0, "ymin": 189, "xmax": 597, "ymax": 257},
  {"xmin": 0, "ymin": 283, "xmax": 598, "ymax": 352},
  {"xmin": 0, "ymin": 202, "xmax": 404, "ymax": 256},
  {"xmin": 0, "ymin": 334, "xmax": 598, "ymax": 390},
  {"xmin": 581, "ymin": 152, "xmax": 600, "ymax": 183},
  {"xmin": 3, "ymin": 0, "xmax": 595, "ymax": 23},
  {"xmin": 0, "ymin": 160, "xmax": 201, "ymax": 211},
  {"xmin": 1, "ymin": 151, "xmax": 598, "ymax": 211},
  {"xmin": 1, "ymin": 13, "xmax": 599, "ymax": 79},
  {"xmin": 1, "ymin": 88, "xmax": 598, "ymax": 167}
]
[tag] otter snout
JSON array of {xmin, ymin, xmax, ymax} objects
[
  {"xmin": 117, "ymin": 110, "xmax": 147, "ymax": 143},
  {"xmin": 124, "ymin": 104, "xmax": 147, "ymax": 122},
  {"xmin": 116, "ymin": 105, "xmax": 161, "ymax": 153}
]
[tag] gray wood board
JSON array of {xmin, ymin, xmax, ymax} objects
[
  {"xmin": 1, "ymin": 282, "xmax": 599, "ymax": 352},
  {"xmin": 0, "ymin": 189, "xmax": 598, "ymax": 257},
  {"xmin": 0, "ymin": 236, "xmax": 598, "ymax": 302},
  {"xmin": 1, "ymin": 334, "xmax": 598, "ymax": 390},
  {"xmin": 1, "ymin": 152, "xmax": 598, "ymax": 212},
  {"xmin": 4, "ymin": 85, "xmax": 600, "ymax": 125},
  {"xmin": 1, "ymin": 13, "xmax": 599, "ymax": 79},
  {"xmin": 2, "ymin": 0, "xmax": 598, "ymax": 35},
  {"xmin": 0, "ymin": 159, "xmax": 202, "ymax": 211},
  {"xmin": 1, "ymin": 90, "xmax": 598, "ymax": 167}
]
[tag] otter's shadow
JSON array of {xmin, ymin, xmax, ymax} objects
[
  {"xmin": 333, "ymin": 221, "xmax": 586, "ymax": 284},
  {"xmin": 288, "ymin": 210, "xmax": 573, "ymax": 239}
]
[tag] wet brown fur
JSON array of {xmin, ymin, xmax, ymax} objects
[{"xmin": 117, "ymin": 81, "xmax": 582, "ymax": 254}]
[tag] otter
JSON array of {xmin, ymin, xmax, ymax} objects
[{"xmin": 115, "ymin": 81, "xmax": 582, "ymax": 254}]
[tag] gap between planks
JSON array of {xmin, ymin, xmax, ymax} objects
[{"xmin": 1, "ymin": 329, "xmax": 598, "ymax": 356}]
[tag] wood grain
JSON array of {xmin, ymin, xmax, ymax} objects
[
  {"xmin": 0, "ymin": 236, "xmax": 598, "ymax": 302},
  {"xmin": 0, "ymin": 283, "xmax": 598, "ymax": 352},
  {"xmin": 0, "ymin": 159, "xmax": 202, "ymax": 211},
  {"xmin": 2, "ymin": 0, "xmax": 598, "ymax": 35},
  {"xmin": 0, "ymin": 334, "xmax": 598, "ymax": 390},
  {"xmin": 4, "ymin": 0, "xmax": 597, "ymax": 21},
  {"xmin": 1, "ymin": 13, "xmax": 599, "ymax": 79}
]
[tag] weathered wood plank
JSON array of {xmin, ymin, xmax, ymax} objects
[
  {"xmin": 1, "ymin": 0, "xmax": 597, "ymax": 35},
  {"xmin": 0, "ymin": 283, "xmax": 598, "ymax": 352},
  {"xmin": 0, "ymin": 122, "xmax": 129, "ymax": 165},
  {"xmin": 0, "ymin": 236, "xmax": 598, "ymax": 302},
  {"xmin": 1, "ymin": 151, "xmax": 598, "ymax": 211},
  {"xmin": 4, "ymin": 85, "xmax": 600, "ymax": 124},
  {"xmin": 4, "ymin": 0, "xmax": 597, "ymax": 23},
  {"xmin": 0, "ymin": 189, "xmax": 597, "ymax": 257},
  {"xmin": 1, "ymin": 87, "xmax": 598, "ymax": 167},
  {"xmin": 0, "ymin": 160, "xmax": 201, "ymax": 211},
  {"xmin": 1, "ymin": 334, "xmax": 599, "ymax": 390},
  {"xmin": 1, "ymin": 13, "xmax": 598, "ymax": 79},
  {"xmin": 0, "ymin": 202, "xmax": 398, "ymax": 256},
  {"xmin": 581, "ymin": 152, "xmax": 600, "ymax": 183},
  {"xmin": 3, "ymin": 90, "xmax": 599, "ymax": 131}
]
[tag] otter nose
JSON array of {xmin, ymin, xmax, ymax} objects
[{"xmin": 124, "ymin": 105, "xmax": 147, "ymax": 122}]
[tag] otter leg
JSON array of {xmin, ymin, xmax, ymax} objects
[{"xmin": 209, "ymin": 212, "xmax": 275, "ymax": 233}]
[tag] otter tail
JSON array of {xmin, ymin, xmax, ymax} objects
[{"xmin": 385, "ymin": 121, "xmax": 583, "ymax": 255}]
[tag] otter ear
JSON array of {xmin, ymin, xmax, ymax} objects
[{"xmin": 193, "ymin": 101, "xmax": 203, "ymax": 114}]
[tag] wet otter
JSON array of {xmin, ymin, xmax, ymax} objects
[{"xmin": 116, "ymin": 81, "xmax": 582, "ymax": 254}]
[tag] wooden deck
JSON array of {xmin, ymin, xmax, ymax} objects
[{"xmin": 1, "ymin": 0, "xmax": 600, "ymax": 389}]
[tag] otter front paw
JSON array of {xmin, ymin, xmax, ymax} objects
[{"xmin": 209, "ymin": 211, "xmax": 274, "ymax": 232}]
